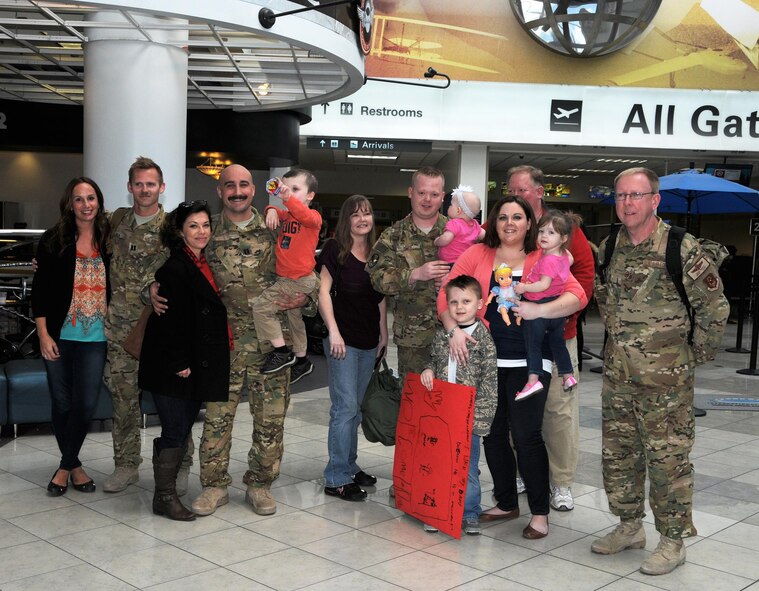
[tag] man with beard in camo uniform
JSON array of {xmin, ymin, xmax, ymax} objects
[
  {"xmin": 103, "ymin": 157, "xmax": 192, "ymax": 494},
  {"xmin": 153, "ymin": 164, "xmax": 306, "ymax": 516},
  {"xmin": 592, "ymin": 167, "xmax": 728, "ymax": 575}
]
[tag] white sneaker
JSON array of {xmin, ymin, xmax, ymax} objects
[
  {"xmin": 423, "ymin": 523, "xmax": 439, "ymax": 533},
  {"xmin": 550, "ymin": 485, "xmax": 574, "ymax": 511},
  {"xmin": 516, "ymin": 477, "xmax": 526, "ymax": 494}
]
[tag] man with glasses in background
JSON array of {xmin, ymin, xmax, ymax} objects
[
  {"xmin": 591, "ymin": 167, "xmax": 728, "ymax": 575},
  {"xmin": 507, "ymin": 165, "xmax": 594, "ymax": 512}
]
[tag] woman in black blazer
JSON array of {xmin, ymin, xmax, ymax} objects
[
  {"xmin": 33, "ymin": 177, "xmax": 111, "ymax": 496},
  {"xmin": 138, "ymin": 201, "xmax": 230, "ymax": 521}
]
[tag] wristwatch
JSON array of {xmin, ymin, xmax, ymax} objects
[{"xmin": 446, "ymin": 326, "xmax": 458, "ymax": 338}]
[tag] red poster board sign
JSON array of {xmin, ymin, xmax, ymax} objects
[{"xmin": 392, "ymin": 373, "xmax": 476, "ymax": 539}]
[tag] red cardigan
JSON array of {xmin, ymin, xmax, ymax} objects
[{"xmin": 437, "ymin": 244, "xmax": 588, "ymax": 332}]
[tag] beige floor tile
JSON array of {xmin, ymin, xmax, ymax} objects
[
  {"xmin": 2, "ymin": 562, "xmax": 136, "ymax": 591},
  {"xmin": 301, "ymin": 529, "xmax": 414, "ymax": 569},
  {"xmin": 245, "ymin": 510, "xmax": 351, "ymax": 545},
  {"xmin": 144, "ymin": 567, "xmax": 270, "ymax": 590},
  {"xmin": 176, "ymin": 526, "xmax": 288, "ymax": 565},
  {"xmin": 495, "ymin": 554, "xmax": 618, "ymax": 590},
  {"xmin": 48, "ymin": 523, "xmax": 161, "ymax": 564},
  {"xmin": 362, "ymin": 551, "xmax": 486, "ymax": 591},
  {"xmin": 98, "ymin": 543, "xmax": 216, "ymax": 588},
  {"xmin": 0, "ymin": 540, "xmax": 82, "ymax": 584},
  {"xmin": 229, "ymin": 547, "xmax": 351, "ymax": 590}
]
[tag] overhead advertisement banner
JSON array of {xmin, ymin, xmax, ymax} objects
[
  {"xmin": 364, "ymin": 0, "xmax": 759, "ymax": 92},
  {"xmin": 305, "ymin": 81, "xmax": 758, "ymax": 152}
]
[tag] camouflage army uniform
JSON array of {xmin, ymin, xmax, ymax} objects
[
  {"xmin": 105, "ymin": 207, "xmax": 170, "ymax": 469},
  {"xmin": 366, "ymin": 214, "xmax": 447, "ymax": 379},
  {"xmin": 594, "ymin": 218, "xmax": 728, "ymax": 539},
  {"xmin": 199, "ymin": 210, "xmax": 291, "ymax": 489},
  {"xmin": 427, "ymin": 321, "xmax": 498, "ymax": 436}
]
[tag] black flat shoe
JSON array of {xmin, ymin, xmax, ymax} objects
[
  {"xmin": 324, "ymin": 482, "xmax": 367, "ymax": 501},
  {"xmin": 70, "ymin": 476, "xmax": 96, "ymax": 493},
  {"xmin": 353, "ymin": 470, "xmax": 377, "ymax": 487},
  {"xmin": 47, "ymin": 470, "xmax": 68, "ymax": 496}
]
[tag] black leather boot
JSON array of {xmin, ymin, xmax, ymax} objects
[{"xmin": 152, "ymin": 440, "xmax": 195, "ymax": 521}]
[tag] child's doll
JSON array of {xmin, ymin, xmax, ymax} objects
[{"xmin": 486, "ymin": 263, "xmax": 520, "ymax": 327}]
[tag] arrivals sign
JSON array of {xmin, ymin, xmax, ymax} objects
[{"xmin": 305, "ymin": 137, "xmax": 431, "ymax": 151}]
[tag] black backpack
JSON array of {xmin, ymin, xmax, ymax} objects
[{"xmin": 597, "ymin": 224, "xmax": 728, "ymax": 345}]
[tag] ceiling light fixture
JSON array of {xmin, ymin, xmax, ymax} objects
[
  {"xmin": 347, "ymin": 154, "xmax": 397, "ymax": 160},
  {"xmin": 196, "ymin": 156, "xmax": 231, "ymax": 180}
]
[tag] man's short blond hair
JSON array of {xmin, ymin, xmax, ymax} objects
[{"xmin": 615, "ymin": 167, "xmax": 659, "ymax": 194}]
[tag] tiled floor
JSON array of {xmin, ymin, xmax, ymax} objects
[{"xmin": 2, "ymin": 311, "xmax": 759, "ymax": 590}]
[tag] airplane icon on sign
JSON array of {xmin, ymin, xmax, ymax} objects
[{"xmin": 553, "ymin": 107, "xmax": 579, "ymax": 119}]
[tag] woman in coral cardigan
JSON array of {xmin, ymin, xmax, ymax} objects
[{"xmin": 437, "ymin": 195, "xmax": 587, "ymax": 539}]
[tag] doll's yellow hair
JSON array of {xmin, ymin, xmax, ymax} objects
[{"xmin": 494, "ymin": 263, "xmax": 512, "ymax": 280}]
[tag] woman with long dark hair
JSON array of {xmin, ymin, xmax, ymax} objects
[
  {"xmin": 319, "ymin": 195, "xmax": 388, "ymax": 501},
  {"xmin": 33, "ymin": 177, "xmax": 111, "ymax": 496},
  {"xmin": 138, "ymin": 201, "xmax": 230, "ymax": 520},
  {"xmin": 437, "ymin": 195, "xmax": 588, "ymax": 538}
]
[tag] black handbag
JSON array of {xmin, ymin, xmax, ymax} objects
[{"xmin": 361, "ymin": 353, "xmax": 401, "ymax": 446}]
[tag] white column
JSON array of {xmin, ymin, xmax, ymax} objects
[
  {"xmin": 458, "ymin": 144, "xmax": 489, "ymax": 223},
  {"xmin": 83, "ymin": 12, "xmax": 188, "ymax": 211}
]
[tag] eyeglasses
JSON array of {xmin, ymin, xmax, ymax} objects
[
  {"xmin": 178, "ymin": 200, "xmax": 207, "ymax": 208},
  {"xmin": 614, "ymin": 191, "xmax": 654, "ymax": 202}
]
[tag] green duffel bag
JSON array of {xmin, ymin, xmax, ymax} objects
[{"xmin": 361, "ymin": 356, "xmax": 401, "ymax": 446}]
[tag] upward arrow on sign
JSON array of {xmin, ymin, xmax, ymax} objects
[{"xmin": 320, "ymin": 140, "xmax": 325, "ymax": 147}]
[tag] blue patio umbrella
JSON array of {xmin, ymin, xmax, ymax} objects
[{"xmin": 657, "ymin": 169, "xmax": 759, "ymax": 218}]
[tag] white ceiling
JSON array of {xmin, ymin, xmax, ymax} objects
[{"xmin": 0, "ymin": 0, "xmax": 361, "ymax": 110}]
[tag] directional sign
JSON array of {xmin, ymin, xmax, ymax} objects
[{"xmin": 306, "ymin": 137, "xmax": 432, "ymax": 151}]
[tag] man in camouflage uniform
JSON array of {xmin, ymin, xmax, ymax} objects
[
  {"xmin": 189, "ymin": 164, "xmax": 301, "ymax": 516},
  {"xmin": 104, "ymin": 156, "xmax": 189, "ymax": 493},
  {"xmin": 366, "ymin": 166, "xmax": 449, "ymax": 381},
  {"xmin": 592, "ymin": 167, "xmax": 728, "ymax": 575}
]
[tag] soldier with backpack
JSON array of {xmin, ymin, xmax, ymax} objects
[{"xmin": 591, "ymin": 167, "xmax": 728, "ymax": 575}]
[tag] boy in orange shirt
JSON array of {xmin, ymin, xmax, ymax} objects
[{"xmin": 254, "ymin": 169, "xmax": 322, "ymax": 381}]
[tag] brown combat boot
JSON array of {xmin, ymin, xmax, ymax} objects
[
  {"xmin": 639, "ymin": 535, "xmax": 685, "ymax": 575},
  {"xmin": 152, "ymin": 441, "xmax": 195, "ymax": 521},
  {"xmin": 247, "ymin": 484, "xmax": 276, "ymax": 515},
  {"xmin": 591, "ymin": 519, "xmax": 645, "ymax": 554}
]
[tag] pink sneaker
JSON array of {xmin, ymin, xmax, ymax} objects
[
  {"xmin": 515, "ymin": 381, "xmax": 543, "ymax": 402},
  {"xmin": 563, "ymin": 375, "xmax": 578, "ymax": 391}
]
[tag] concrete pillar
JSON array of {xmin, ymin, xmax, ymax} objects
[
  {"xmin": 83, "ymin": 12, "xmax": 188, "ymax": 211},
  {"xmin": 458, "ymin": 144, "xmax": 489, "ymax": 222}
]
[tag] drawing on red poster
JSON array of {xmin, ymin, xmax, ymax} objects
[{"xmin": 392, "ymin": 372, "xmax": 476, "ymax": 539}]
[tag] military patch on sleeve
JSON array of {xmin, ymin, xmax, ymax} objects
[
  {"xmin": 367, "ymin": 252, "xmax": 380, "ymax": 269},
  {"xmin": 703, "ymin": 273, "xmax": 720, "ymax": 291},
  {"xmin": 686, "ymin": 256, "xmax": 709, "ymax": 280}
]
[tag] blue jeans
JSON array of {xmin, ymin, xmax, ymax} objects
[
  {"xmin": 464, "ymin": 434, "xmax": 482, "ymax": 519},
  {"xmin": 43, "ymin": 339, "xmax": 107, "ymax": 471},
  {"xmin": 323, "ymin": 339, "xmax": 377, "ymax": 488},
  {"xmin": 152, "ymin": 392, "xmax": 202, "ymax": 452}
]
